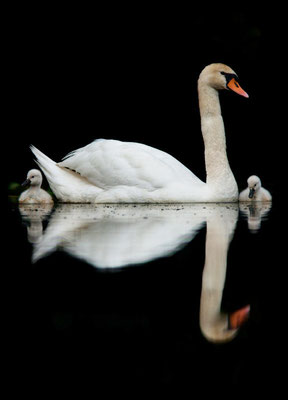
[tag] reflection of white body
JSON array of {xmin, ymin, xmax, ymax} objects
[
  {"xmin": 31, "ymin": 63, "xmax": 248, "ymax": 203},
  {"xmin": 22, "ymin": 203, "xmax": 250, "ymax": 343},
  {"xmin": 32, "ymin": 204, "xmax": 205, "ymax": 267},
  {"xmin": 239, "ymin": 175, "xmax": 272, "ymax": 202}
]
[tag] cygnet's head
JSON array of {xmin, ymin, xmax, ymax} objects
[
  {"xmin": 198, "ymin": 63, "xmax": 249, "ymax": 98},
  {"xmin": 22, "ymin": 169, "xmax": 43, "ymax": 188},
  {"xmin": 247, "ymin": 175, "xmax": 261, "ymax": 199}
]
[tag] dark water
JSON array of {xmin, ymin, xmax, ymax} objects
[{"xmin": 6, "ymin": 201, "xmax": 284, "ymax": 391}]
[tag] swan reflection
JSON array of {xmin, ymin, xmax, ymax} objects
[
  {"xmin": 30, "ymin": 203, "xmax": 208, "ymax": 267},
  {"xmin": 19, "ymin": 202, "xmax": 252, "ymax": 343},
  {"xmin": 240, "ymin": 202, "xmax": 272, "ymax": 232},
  {"xmin": 200, "ymin": 204, "xmax": 249, "ymax": 342}
]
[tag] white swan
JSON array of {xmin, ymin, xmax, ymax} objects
[
  {"xmin": 18, "ymin": 169, "xmax": 54, "ymax": 204},
  {"xmin": 31, "ymin": 63, "xmax": 248, "ymax": 203},
  {"xmin": 239, "ymin": 175, "xmax": 272, "ymax": 202}
]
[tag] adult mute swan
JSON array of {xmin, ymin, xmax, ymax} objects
[
  {"xmin": 18, "ymin": 169, "xmax": 54, "ymax": 204},
  {"xmin": 31, "ymin": 63, "xmax": 248, "ymax": 203},
  {"xmin": 239, "ymin": 175, "xmax": 272, "ymax": 202}
]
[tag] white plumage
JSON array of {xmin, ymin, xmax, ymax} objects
[
  {"xmin": 18, "ymin": 169, "xmax": 53, "ymax": 204},
  {"xmin": 239, "ymin": 175, "xmax": 272, "ymax": 202},
  {"xmin": 31, "ymin": 140, "xmax": 206, "ymax": 203},
  {"xmin": 31, "ymin": 63, "xmax": 248, "ymax": 203}
]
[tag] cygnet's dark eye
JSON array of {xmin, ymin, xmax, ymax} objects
[
  {"xmin": 31, "ymin": 176, "xmax": 35, "ymax": 178},
  {"xmin": 254, "ymin": 184, "xmax": 257, "ymax": 187}
]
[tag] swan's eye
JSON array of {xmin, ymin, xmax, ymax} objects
[
  {"xmin": 254, "ymin": 184, "xmax": 257, "ymax": 187},
  {"xmin": 220, "ymin": 72, "xmax": 239, "ymax": 84},
  {"xmin": 31, "ymin": 176, "xmax": 34, "ymax": 178}
]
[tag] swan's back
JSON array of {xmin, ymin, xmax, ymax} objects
[{"xmin": 59, "ymin": 139, "xmax": 204, "ymax": 190}]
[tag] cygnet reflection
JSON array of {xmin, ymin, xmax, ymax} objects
[
  {"xmin": 240, "ymin": 202, "xmax": 272, "ymax": 232},
  {"xmin": 18, "ymin": 203, "xmax": 54, "ymax": 243}
]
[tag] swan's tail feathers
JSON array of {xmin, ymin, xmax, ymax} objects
[
  {"xmin": 30, "ymin": 145, "xmax": 57, "ymax": 183},
  {"xmin": 29, "ymin": 145, "xmax": 67, "ymax": 200},
  {"xmin": 30, "ymin": 145, "xmax": 101, "ymax": 202}
]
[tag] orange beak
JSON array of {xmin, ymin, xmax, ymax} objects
[
  {"xmin": 227, "ymin": 78, "xmax": 249, "ymax": 98},
  {"xmin": 229, "ymin": 305, "xmax": 250, "ymax": 330}
]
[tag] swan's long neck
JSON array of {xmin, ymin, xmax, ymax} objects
[{"xmin": 198, "ymin": 82, "xmax": 237, "ymax": 196}]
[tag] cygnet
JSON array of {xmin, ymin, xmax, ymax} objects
[
  {"xmin": 239, "ymin": 175, "xmax": 272, "ymax": 202},
  {"xmin": 19, "ymin": 169, "xmax": 54, "ymax": 204}
]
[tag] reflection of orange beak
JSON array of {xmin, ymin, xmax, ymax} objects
[
  {"xmin": 229, "ymin": 305, "xmax": 250, "ymax": 330},
  {"xmin": 227, "ymin": 78, "xmax": 249, "ymax": 98}
]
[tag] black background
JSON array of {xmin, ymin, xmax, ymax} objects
[
  {"xmin": 5, "ymin": 6, "xmax": 282, "ymax": 196},
  {"xmin": 5, "ymin": 5, "xmax": 286, "ymax": 393}
]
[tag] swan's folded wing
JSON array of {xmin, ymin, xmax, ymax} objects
[{"xmin": 58, "ymin": 139, "xmax": 204, "ymax": 190}]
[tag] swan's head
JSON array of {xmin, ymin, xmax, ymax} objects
[
  {"xmin": 199, "ymin": 63, "xmax": 249, "ymax": 98},
  {"xmin": 247, "ymin": 175, "xmax": 261, "ymax": 199},
  {"xmin": 22, "ymin": 169, "xmax": 43, "ymax": 188}
]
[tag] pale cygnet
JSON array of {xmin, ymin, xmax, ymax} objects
[
  {"xmin": 239, "ymin": 175, "xmax": 272, "ymax": 202},
  {"xmin": 18, "ymin": 169, "xmax": 54, "ymax": 204}
]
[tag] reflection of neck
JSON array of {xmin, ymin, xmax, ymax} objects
[
  {"xmin": 198, "ymin": 82, "xmax": 235, "ymax": 188},
  {"xmin": 199, "ymin": 210, "xmax": 237, "ymax": 343}
]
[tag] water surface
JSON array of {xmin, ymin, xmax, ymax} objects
[{"xmin": 7, "ymin": 201, "xmax": 280, "ymax": 389}]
